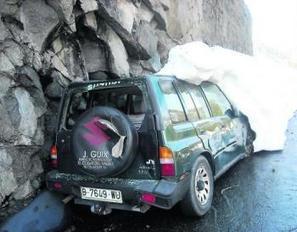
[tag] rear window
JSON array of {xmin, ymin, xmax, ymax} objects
[
  {"xmin": 65, "ymin": 85, "xmax": 146, "ymax": 130},
  {"xmin": 159, "ymin": 80, "xmax": 186, "ymax": 124}
]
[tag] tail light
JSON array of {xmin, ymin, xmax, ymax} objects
[
  {"xmin": 50, "ymin": 145, "xmax": 58, "ymax": 168},
  {"xmin": 159, "ymin": 146, "xmax": 175, "ymax": 177},
  {"xmin": 141, "ymin": 193, "xmax": 156, "ymax": 204}
]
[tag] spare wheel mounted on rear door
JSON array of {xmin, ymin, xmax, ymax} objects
[{"xmin": 71, "ymin": 106, "xmax": 138, "ymax": 177}]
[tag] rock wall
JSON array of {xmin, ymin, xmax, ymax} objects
[{"xmin": 0, "ymin": 0, "xmax": 252, "ymax": 214}]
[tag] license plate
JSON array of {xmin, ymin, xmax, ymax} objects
[{"xmin": 80, "ymin": 187, "xmax": 123, "ymax": 203}]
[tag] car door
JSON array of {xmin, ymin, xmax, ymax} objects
[
  {"xmin": 200, "ymin": 82, "xmax": 245, "ymax": 172},
  {"xmin": 187, "ymin": 85, "xmax": 222, "ymax": 154}
]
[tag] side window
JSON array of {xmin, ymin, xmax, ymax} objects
[
  {"xmin": 176, "ymin": 82, "xmax": 199, "ymax": 121},
  {"xmin": 201, "ymin": 82, "xmax": 232, "ymax": 117},
  {"xmin": 189, "ymin": 87, "xmax": 210, "ymax": 120},
  {"xmin": 159, "ymin": 80, "xmax": 186, "ymax": 123}
]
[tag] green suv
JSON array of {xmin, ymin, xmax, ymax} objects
[{"xmin": 46, "ymin": 75, "xmax": 255, "ymax": 216}]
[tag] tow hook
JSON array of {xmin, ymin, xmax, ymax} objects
[{"xmin": 90, "ymin": 204, "xmax": 112, "ymax": 215}]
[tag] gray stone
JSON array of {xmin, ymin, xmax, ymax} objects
[
  {"xmin": 31, "ymin": 179, "xmax": 41, "ymax": 190},
  {"xmin": 97, "ymin": 23, "xmax": 130, "ymax": 78},
  {"xmin": 14, "ymin": 88, "xmax": 38, "ymax": 140},
  {"xmin": 0, "ymin": 74, "xmax": 14, "ymax": 98},
  {"xmin": 0, "ymin": 100, "xmax": 18, "ymax": 144},
  {"xmin": 58, "ymin": 42, "xmax": 87, "ymax": 81},
  {"xmin": 136, "ymin": 3, "xmax": 154, "ymax": 23},
  {"xmin": 134, "ymin": 21, "xmax": 161, "ymax": 71},
  {"xmin": 0, "ymin": 0, "xmax": 20, "ymax": 18},
  {"xmin": 52, "ymin": 37, "xmax": 63, "ymax": 54},
  {"xmin": 79, "ymin": 0, "xmax": 98, "ymax": 13},
  {"xmin": 81, "ymin": 39, "xmax": 108, "ymax": 73},
  {"xmin": 200, "ymin": 0, "xmax": 253, "ymax": 54},
  {"xmin": 45, "ymin": 50, "xmax": 71, "ymax": 79},
  {"xmin": 97, "ymin": 0, "xmax": 150, "ymax": 59},
  {"xmin": 0, "ymin": 19, "xmax": 10, "ymax": 42},
  {"xmin": 48, "ymin": 36, "xmax": 88, "ymax": 81},
  {"xmin": 8, "ymin": 146, "xmax": 40, "ymax": 184},
  {"xmin": 0, "ymin": 149, "xmax": 18, "ymax": 204},
  {"xmin": 2, "ymin": 40, "xmax": 24, "ymax": 67},
  {"xmin": 98, "ymin": 0, "xmax": 136, "ymax": 33},
  {"xmin": 155, "ymin": 29, "xmax": 177, "ymax": 64},
  {"xmin": 51, "ymin": 70, "xmax": 70, "ymax": 87},
  {"xmin": 20, "ymin": 0, "xmax": 60, "ymax": 52},
  {"xmin": 84, "ymin": 12, "xmax": 98, "ymax": 31},
  {"xmin": 45, "ymin": 79, "xmax": 64, "ymax": 98},
  {"xmin": 13, "ymin": 180, "xmax": 33, "ymax": 200},
  {"xmin": 29, "ymin": 155, "xmax": 43, "ymax": 181},
  {"xmin": 47, "ymin": 0, "xmax": 76, "ymax": 32},
  {"xmin": 143, "ymin": 0, "xmax": 168, "ymax": 30},
  {"xmin": 0, "ymin": 52, "xmax": 15, "ymax": 75},
  {"xmin": 17, "ymin": 66, "xmax": 47, "ymax": 118},
  {"xmin": 3, "ymin": 89, "xmax": 21, "ymax": 131}
]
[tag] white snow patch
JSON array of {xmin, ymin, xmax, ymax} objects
[{"xmin": 158, "ymin": 41, "xmax": 297, "ymax": 151}]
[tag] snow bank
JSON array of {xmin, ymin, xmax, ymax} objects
[{"xmin": 158, "ymin": 42, "xmax": 297, "ymax": 151}]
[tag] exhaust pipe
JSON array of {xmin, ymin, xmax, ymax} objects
[{"xmin": 90, "ymin": 204, "xmax": 112, "ymax": 215}]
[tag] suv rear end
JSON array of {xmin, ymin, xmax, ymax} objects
[{"xmin": 46, "ymin": 76, "xmax": 190, "ymax": 214}]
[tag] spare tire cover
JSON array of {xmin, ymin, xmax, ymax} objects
[{"xmin": 71, "ymin": 106, "xmax": 138, "ymax": 177}]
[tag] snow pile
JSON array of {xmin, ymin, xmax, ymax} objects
[{"xmin": 158, "ymin": 42, "xmax": 297, "ymax": 151}]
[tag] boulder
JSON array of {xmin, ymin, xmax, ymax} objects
[
  {"xmin": 0, "ymin": 20, "xmax": 10, "ymax": 42},
  {"xmin": 155, "ymin": 29, "xmax": 177, "ymax": 64},
  {"xmin": 45, "ymin": 78, "xmax": 64, "ymax": 99},
  {"xmin": 13, "ymin": 180, "xmax": 33, "ymax": 200},
  {"xmin": 135, "ymin": 21, "xmax": 161, "ymax": 71},
  {"xmin": 143, "ymin": 0, "xmax": 168, "ymax": 30},
  {"xmin": 45, "ymin": 36, "xmax": 87, "ymax": 82},
  {"xmin": 136, "ymin": 3, "xmax": 154, "ymax": 23},
  {"xmin": 97, "ymin": 23, "xmax": 130, "ymax": 78},
  {"xmin": 97, "ymin": 0, "xmax": 150, "ymax": 59},
  {"xmin": 0, "ymin": 0, "xmax": 20, "ymax": 18},
  {"xmin": 47, "ymin": 0, "xmax": 76, "ymax": 32},
  {"xmin": 0, "ymin": 149, "xmax": 18, "ymax": 204},
  {"xmin": 0, "ymin": 52, "xmax": 15, "ymax": 75},
  {"xmin": 79, "ymin": 0, "xmax": 98, "ymax": 13},
  {"xmin": 14, "ymin": 88, "xmax": 38, "ymax": 140},
  {"xmin": 20, "ymin": 0, "xmax": 60, "ymax": 52},
  {"xmin": 2, "ymin": 40, "xmax": 24, "ymax": 67},
  {"xmin": 81, "ymin": 39, "xmax": 108, "ymax": 73},
  {"xmin": 84, "ymin": 12, "xmax": 97, "ymax": 31},
  {"xmin": 16, "ymin": 66, "xmax": 47, "ymax": 119}
]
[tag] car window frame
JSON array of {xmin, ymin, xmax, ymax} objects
[
  {"xmin": 158, "ymin": 79, "xmax": 188, "ymax": 125},
  {"xmin": 199, "ymin": 82, "xmax": 235, "ymax": 118},
  {"xmin": 188, "ymin": 85, "xmax": 212, "ymax": 120},
  {"xmin": 174, "ymin": 80, "xmax": 200, "ymax": 122}
]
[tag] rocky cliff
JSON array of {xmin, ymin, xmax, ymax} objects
[{"xmin": 0, "ymin": 0, "xmax": 252, "ymax": 215}]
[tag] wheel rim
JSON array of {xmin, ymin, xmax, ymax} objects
[{"xmin": 194, "ymin": 166, "xmax": 210, "ymax": 206}]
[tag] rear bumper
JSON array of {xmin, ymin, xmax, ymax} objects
[{"xmin": 46, "ymin": 170, "xmax": 190, "ymax": 211}]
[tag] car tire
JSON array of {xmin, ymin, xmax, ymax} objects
[
  {"xmin": 180, "ymin": 155, "xmax": 214, "ymax": 217},
  {"xmin": 71, "ymin": 106, "xmax": 138, "ymax": 177}
]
